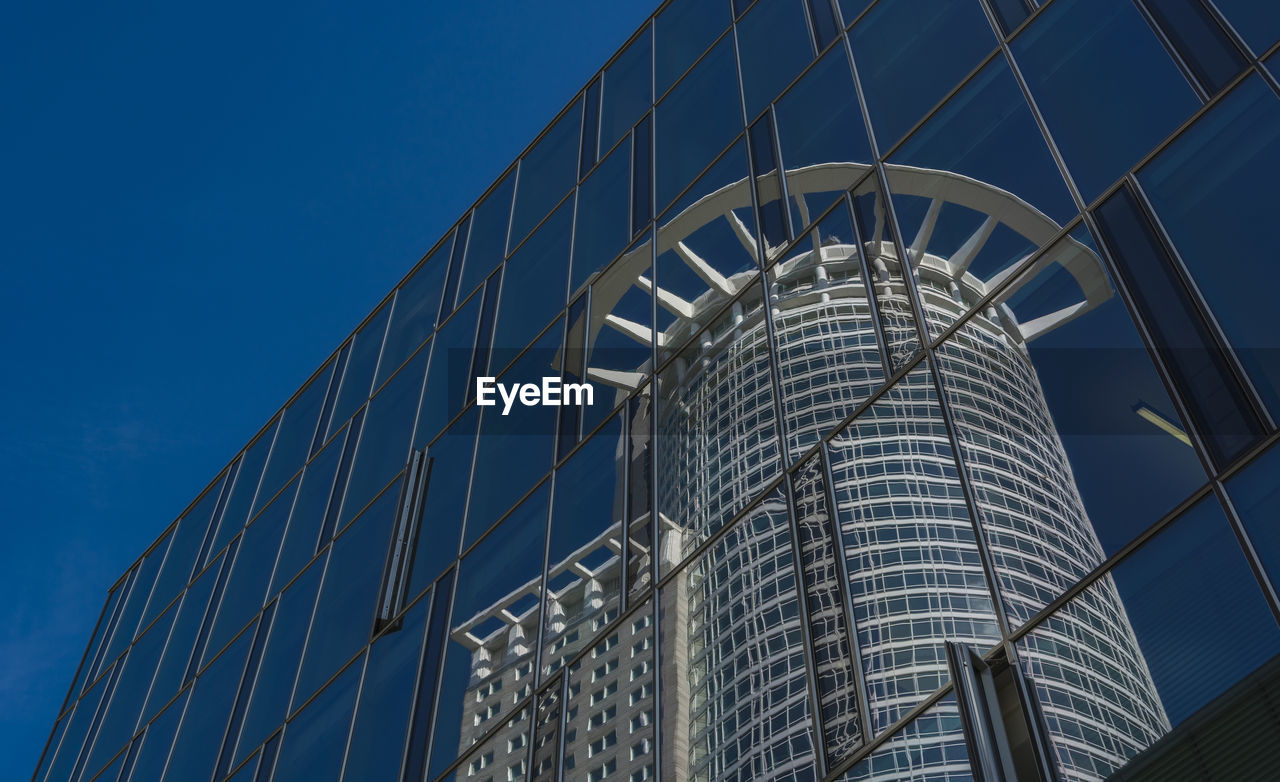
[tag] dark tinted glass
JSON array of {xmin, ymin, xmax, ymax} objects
[
  {"xmin": 140, "ymin": 555, "xmax": 220, "ymax": 724},
  {"xmin": 328, "ymin": 302, "xmax": 392, "ymax": 437},
  {"xmin": 457, "ymin": 170, "xmax": 516, "ymax": 303},
  {"xmin": 44, "ymin": 667, "xmax": 113, "ymax": 782},
  {"xmin": 850, "ymin": 0, "xmax": 995, "ymax": 152},
  {"xmin": 600, "ymin": 26, "xmax": 652, "ymax": 156},
  {"xmin": 511, "ymin": 100, "xmax": 581, "ymax": 248},
  {"xmin": 233, "ymin": 558, "xmax": 324, "ymax": 766},
  {"xmin": 139, "ymin": 478, "xmax": 224, "ymax": 630},
  {"xmin": 1226, "ymin": 443, "xmax": 1280, "ymax": 585},
  {"xmin": 99, "ymin": 530, "xmax": 172, "ymax": 668},
  {"xmin": 294, "ymin": 485, "xmax": 397, "ymax": 707},
  {"xmin": 736, "ymin": 0, "xmax": 813, "ymax": 121},
  {"xmin": 161, "ymin": 620, "xmax": 254, "ymax": 782},
  {"xmin": 655, "ymin": 0, "xmax": 729, "ymax": 96},
  {"xmin": 1011, "ymin": 0, "xmax": 1198, "ymax": 201},
  {"xmin": 1138, "ymin": 75, "xmax": 1280, "ymax": 419},
  {"xmin": 378, "ymin": 239, "xmax": 450, "ymax": 387},
  {"xmin": 271, "ymin": 657, "xmax": 361, "ymax": 782},
  {"xmin": 269, "ymin": 428, "xmax": 344, "ymax": 597},
  {"xmin": 655, "ymin": 35, "xmax": 742, "ymax": 210},
  {"xmin": 256, "ymin": 362, "xmax": 331, "ymax": 515},
  {"xmin": 337, "ymin": 346, "xmax": 427, "ymax": 530},
  {"xmin": 571, "ymin": 136, "xmax": 632, "ymax": 297},
  {"xmin": 121, "ymin": 690, "xmax": 189, "ymax": 782},
  {"xmin": 493, "ymin": 197, "xmax": 572, "ymax": 363},
  {"xmin": 407, "ymin": 406, "xmax": 477, "ymax": 599},
  {"xmin": 1145, "ymin": 0, "xmax": 1247, "ymax": 95},
  {"xmin": 415, "ymin": 290, "xmax": 481, "ymax": 445},
  {"xmin": 1212, "ymin": 0, "xmax": 1280, "ymax": 54}
]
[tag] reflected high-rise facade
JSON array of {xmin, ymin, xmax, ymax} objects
[{"xmin": 36, "ymin": 2, "xmax": 1280, "ymax": 782}]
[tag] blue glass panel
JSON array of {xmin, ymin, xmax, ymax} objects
[
  {"xmin": 415, "ymin": 291, "xmax": 481, "ymax": 446},
  {"xmin": 440, "ymin": 216, "xmax": 470, "ymax": 317},
  {"xmin": 256, "ymin": 362, "xmax": 331, "ymax": 518},
  {"xmin": 737, "ymin": 0, "xmax": 813, "ymax": 120},
  {"xmin": 98, "ymin": 531, "xmax": 172, "ymax": 671},
  {"xmin": 161, "ymin": 620, "xmax": 255, "ymax": 782},
  {"xmin": 493, "ymin": 198, "xmax": 572, "ymax": 363},
  {"xmin": 1137, "ymin": 75, "xmax": 1280, "ymax": 420},
  {"xmin": 467, "ymin": 321, "xmax": 562, "ymax": 546},
  {"xmin": 581, "ymin": 77, "xmax": 602, "ymax": 175},
  {"xmin": 1212, "ymin": 0, "xmax": 1280, "ymax": 54},
  {"xmin": 378, "ymin": 238, "xmax": 450, "ymax": 388},
  {"xmin": 655, "ymin": 0, "xmax": 729, "ymax": 96},
  {"xmin": 342, "ymin": 596, "xmax": 429, "ymax": 780},
  {"xmin": 1146, "ymin": 0, "xmax": 1247, "ymax": 95},
  {"xmin": 328, "ymin": 302, "xmax": 393, "ymax": 438},
  {"xmin": 850, "ymin": 0, "xmax": 995, "ymax": 152},
  {"xmin": 428, "ymin": 484, "xmax": 548, "ymax": 778},
  {"xmin": 141, "ymin": 555, "xmax": 221, "ymax": 724},
  {"xmin": 44, "ymin": 655, "xmax": 114, "ymax": 782},
  {"xmin": 774, "ymin": 45, "xmax": 872, "ymax": 223},
  {"xmin": 655, "ymin": 35, "xmax": 742, "ymax": 211},
  {"xmin": 208, "ymin": 420, "xmax": 281, "ymax": 562},
  {"xmin": 270, "ymin": 657, "xmax": 361, "ymax": 782},
  {"xmin": 338, "ymin": 346, "xmax": 428, "ymax": 531},
  {"xmin": 600, "ymin": 25, "xmax": 652, "ymax": 157},
  {"xmin": 457, "ymin": 171, "xmax": 517, "ymax": 303},
  {"xmin": 988, "ymin": 0, "xmax": 1031, "ymax": 37},
  {"xmin": 122, "ymin": 690, "xmax": 188, "ymax": 782},
  {"xmin": 203, "ymin": 480, "xmax": 297, "ymax": 667},
  {"xmin": 269, "ymin": 429, "xmax": 344, "ymax": 597},
  {"xmin": 408, "ymin": 406, "xmax": 478, "ymax": 599},
  {"xmin": 81, "ymin": 602, "xmax": 179, "ymax": 779},
  {"xmin": 140, "ymin": 476, "xmax": 225, "ymax": 630},
  {"xmin": 293, "ymin": 486, "xmax": 397, "ymax": 709},
  {"xmin": 1011, "ymin": 0, "xmax": 1199, "ymax": 201},
  {"xmin": 511, "ymin": 100, "xmax": 581, "ymax": 249},
  {"xmin": 32, "ymin": 713, "xmax": 67, "ymax": 782},
  {"xmin": 1226, "ymin": 443, "xmax": 1280, "ymax": 585},
  {"xmin": 233, "ymin": 558, "xmax": 324, "ymax": 767},
  {"xmin": 633, "ymin": 112, "xmax": 652, "ymax": 235},
  {"xmin": 571, "ymin": 136, "xmax": 632, "ymax": 298}
]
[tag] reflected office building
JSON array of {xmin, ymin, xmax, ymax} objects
[{"xmin": 36, "ymin": 2, "xmax": 1280, "ymax": 782}]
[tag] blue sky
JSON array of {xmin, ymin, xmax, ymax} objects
[{"xmin": 0, "ymin": 1, "xmax": 651, "ymax": 775}]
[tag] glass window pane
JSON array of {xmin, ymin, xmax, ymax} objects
[
  {"xmin": 1137, "ymin": 75, "xmax": 1280, "ymax": 419},
  {"xmin": 1146, "ymin": 0, "xmax": 1247, "ymax": 95},
  {"xmin": 141, "ymin": 554, "xmax": 221, "ymax": 725},
  {"xmin": 44, "ymin": 666, "xmax": 114, "ymax": 782},
  {"xmin": 543, "ymin": 413, "xmax": 625, "ymax": 680},
  {"xmin": 838, "ymin": 695, "xmax": 971, "ymax": 780},
  {"xmin": 161, "ymin": 619, "xmax": 255, "ymax": 782},
  {"xmin": 655, "ymin": 0, "xmax": 729, "ymax": 96},
  {"xmin": 233, "ymin": 558, "xmax": 324, "ymax": 767},
  {"xmin": 81, "ymin": 602, "xmax": 179, "ymax": 779},
  {"xmin": 850, "ymin": 0, "xmax": 995, "ymax": 152},
  {"xmin": 571, "ymin": 136, "xmax": 632, "ymax": 298},
  {"xmin": 342, "ymin": 595, "xmax": 429, "ymax": 780},
  {"xmin": 600, "ymin": 26, "xmax": 652, "ymax": 157},
  {"xmin": 1212, "ymin": 0, "xmax": 1280, "ymax": 55},
  {"xmin": 656, "ymin": 280, "xmax": 783, "ymax": 574},
  {"xmin": 1019, "ymin": 497, "xmax": 1280, "ymax": 779},
  {"xmin": 458, "ymin": 170, "xmax": 517, "ymax": 304},
  {"xmin": 848, "ymin": 174, "xmax": 921, "ymax": 369},
  {"xmin": 467, "ymin": 321, "xmax": 562, "ymax": 546},
  {"xmin": 658, "ymin": 487, "xmax": 817, "ymax": 777},
  {"xmin": 428, "ymin": 485, "xmax": 548, "ymax": 778},
  {"xmin": 493, "ymin": 199, "xmax": 573, "ymax": 365},
  {"xmin": 257, "ymin": 361, "xmax": 332, "ymax": 516},
  {"xmin": 736, "ymin": 0, "xmax": 812, "ymax": 121},
  {"xmin": 203, "ymin": 480, "xmax": 297, "ymax": 668},
  {"xmin": 140, "ymin": 477, "xmax": 226, "ymax": 630},
  {"xmin": 271, "ymin": 656, "xmax": 361, "ymax": 782},
  {"xmin": 294, "ymin": 486, "xmax": 398, "ymax": 707},
  {"xmin": 1011, "ymin": 0, "xmax": 1199, "ymax": 201},
  {"xmin": 99, "ymin": 531, "xmax": 173, "ymax": 670},
  {"xmin": 937, "ymin": 228, "xmax": 1206, "ymax": 626},
  {"xmin": 511, "ymin": 100, "xmax": 581, "ymax": 249},
  {"xmin": 337, "ymin": 346, "xmax": 428, "ymax": 531},
  {"xmin": 655, "ymin": 35, "xmax": 742, "ymax": 211},
  {"xmin": 1226, "ymin": 442, "xmax": 1280, "ymax": 588},
  {"xmin": 378, "ymin": 239, "xmax": 450, "ymax": 388},
  {"xmin": 770, "ymin": 205, "xmax": 886, "ymax": 459},
  {"xmin": 580, "ymin": 236, "xmax": 653, "ymax": 437},
  {"xmin": 328, "ymin": 302, "xmax": 393, "ymax": 438},
  {"xmin": 828, "ymin": 365, "xmax": 1002, "ymax": 731},
  {"xmin": 407, "ymin": 406, "xmax": 478, "ymax": 599},
  {"xmin": 415, "ymin": 291, "xmax": 481, "ymax": 447},
  {"xmin": 270, "ymin": 428, "xmax": 345, "ymax": 597},
  {"xmin": 122, "ymin": 690, "xmax": 189, "ymax": 782},
  {"xmin": 441, "ymin": 708, "xmax": 532, "ymax": 782},
  {"xmin": 207, "ymin": 419, "xmax": 281, "ymax": 564},
  {"xmin": 774, "ymin": 45, "xmax": 873, "ymax": 226}
]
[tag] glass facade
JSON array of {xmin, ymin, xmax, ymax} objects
[{"xmin": 34, "ymin": 1, "xmax": 1280, "ymax": 781}]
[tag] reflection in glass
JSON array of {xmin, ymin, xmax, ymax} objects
[
  {"xmin": 655, "ymin": 0, "xmax": 729, "ymax": 96},
  {"xmin": 737, "ymin": 0, "xmax": 813, "ymax": 121},
  {"xmin": 655, "ymin": 35, "xmax": 741, "ymax": 210},
  {"xmin": 659, "ymin": 487, "xmax": 817, "ymax": 779},
  {"xmin": 839, "ymin": 695, "xmax": 972, "ymax": 781},
  {"xmin": 1226, "ymin": 442, "xmax": 1280, "ymax": 584},
  {"xmin": 829, "ymin": 367, "xmax": 1002, "ymax": 733},
  {"xmin": 271, "ymin": 656, "xmax": 362, "ymax": 782},
  {"xmin": 937, "ymin": 227, "xmax": 1205, "ymax": 627}
]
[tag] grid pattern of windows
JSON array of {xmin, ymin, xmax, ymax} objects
[{"xmin": 36, "ymin": 1, "xmax": 1280, "ymax": 781}]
